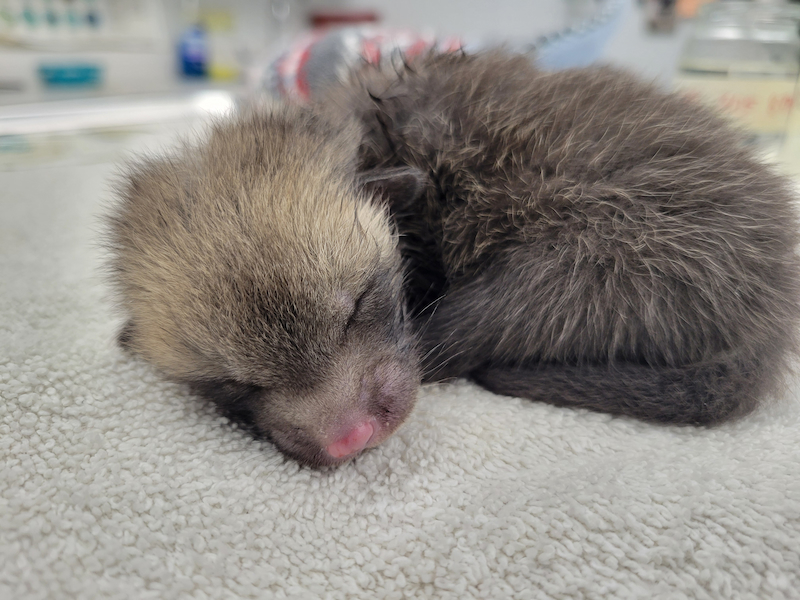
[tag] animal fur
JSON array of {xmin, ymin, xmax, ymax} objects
[
  {"xmin": 105, "ymin": 104, "xmax": 420, "ymax": 467},
  {"xmin": 318, "ymin": 50, "xmax": 800, "ymax": 425},
  {"xmin": 106, "ymin": 50, "xmax": 800, "ymax": 468}
]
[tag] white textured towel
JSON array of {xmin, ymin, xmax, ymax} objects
[{"xmin": 2, "ymin": 125, "xmax": 800, "ymax": 600}]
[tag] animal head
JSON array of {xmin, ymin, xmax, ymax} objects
[{"xmin": 106, "ymin": 104, "xmax": 424, "ymax": 466}]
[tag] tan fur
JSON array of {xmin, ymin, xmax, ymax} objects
[{"xmin": 106, "ymin": 103, "xmax": 419, "ymax": 466}]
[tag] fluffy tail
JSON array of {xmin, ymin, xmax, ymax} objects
[{"xmin": 470, "ymin": 353, "xmax": 784, "ymax": 426}]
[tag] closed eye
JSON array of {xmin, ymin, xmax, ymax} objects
[{"xmin": 345, "ymin": 279, "xmax": 377, "ymax": 332}]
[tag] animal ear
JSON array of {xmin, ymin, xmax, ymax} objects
[{"xmin": 359, "ymin": 167, "xmax": 426, "ymax": 208}]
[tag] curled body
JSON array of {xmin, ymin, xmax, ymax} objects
[
  {"xmin": 320, "ymin": 50, "xmax": 800, "ymax": 425},
  {"xmin": 106, "ymin": 50, "xmax": 800, "ymax": 468}
]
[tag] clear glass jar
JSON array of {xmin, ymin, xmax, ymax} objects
[{"xmin": 675, "ymin": 1, "xmax": 800, "ymax": 154}]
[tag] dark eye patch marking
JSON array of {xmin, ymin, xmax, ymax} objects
[
  {"xmin": 345, "ymin": 277, "xmax": 378, "ymax": 332},
  {"xmin": 189, "ymin": 378, "xmax": 265, "ymax": 434},
  {"xmin": 190, "ymin": 378, "xmax": 263, "ymax": 404},
  {"xmin": 342, "ymin": 266, "xmax": 411, "ymax": 345}
]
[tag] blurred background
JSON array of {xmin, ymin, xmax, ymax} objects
[{"xmin": 1, "ymin": 0, "xmax": 800, "ymax": 173}]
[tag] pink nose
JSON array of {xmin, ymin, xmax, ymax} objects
[{"xmin": 326, "ymin": 421, "xmax": 375, "ymax": 459}]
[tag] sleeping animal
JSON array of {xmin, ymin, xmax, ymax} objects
[{"xmin": 106, "ymin": 50, "xmax": 800, "ymax": 466}]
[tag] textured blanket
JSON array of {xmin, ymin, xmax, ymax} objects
[{"xmin": 2, "ymin": 123, "xmax": 800, "ymax": 600}]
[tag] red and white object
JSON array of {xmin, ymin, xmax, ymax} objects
[{"xmin": 268, "ymin": 27, "xmax": 463, "ymax": 103}]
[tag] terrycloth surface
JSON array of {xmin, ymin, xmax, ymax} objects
[{"xmin": 2, "ymin": 125, "xmax": 800, "ymax": 600}]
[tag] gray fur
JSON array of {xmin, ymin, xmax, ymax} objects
[{"xmin": 320, "ymin": 50, "xmax": 800, "ymax": 425}]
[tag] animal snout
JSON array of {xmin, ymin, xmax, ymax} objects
[
  {"xmin": 326, "ymin": 419, "xmax": 379, "ymax": 458},
  {"xmin": 321, "ymin": 358, "xmax": 419, "ymax": 462},
  {"xmin": 367, "ymin": 360, "xmax": 419, "ymax": 414}
]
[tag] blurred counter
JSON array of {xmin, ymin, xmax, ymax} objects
[{"xmin": 0, "ymin": 89, "xmax": 235, "ymax": 171}]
